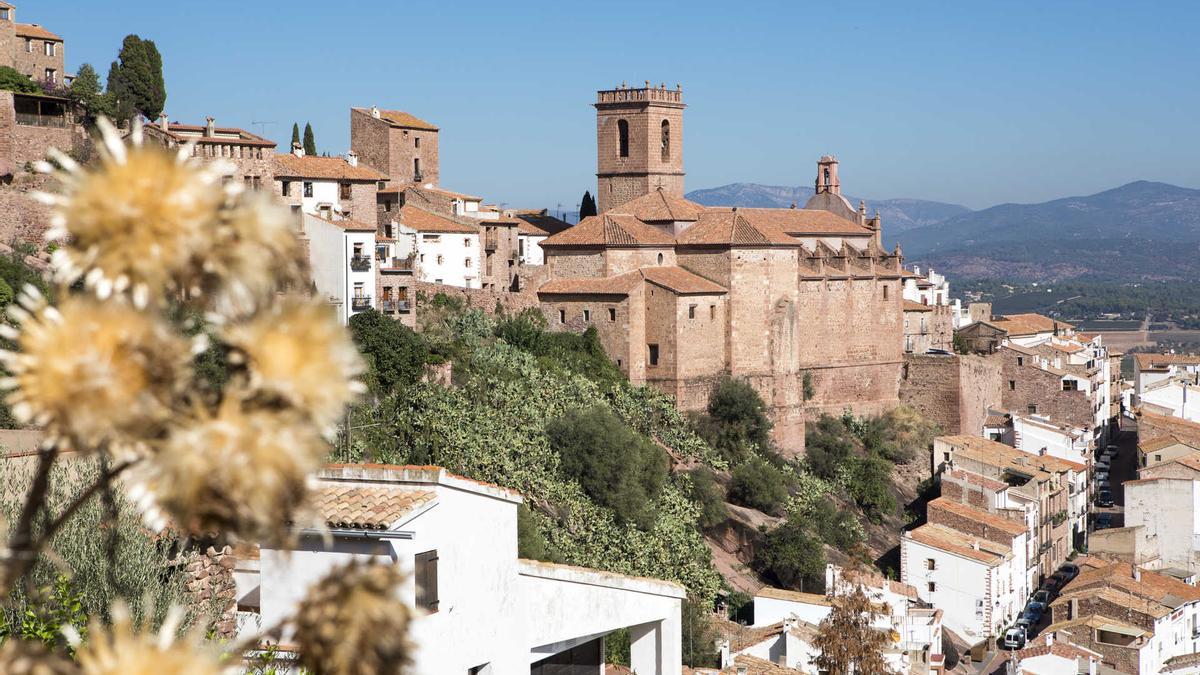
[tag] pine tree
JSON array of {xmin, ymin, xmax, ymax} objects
[
  {"xmin": 109, "ymin": 35, "xmax": 166, "ymax": 121},
  {"xmin": 291, "ymin": 123, "xmax": 301, "ymax": 149},
  {"xmin": 812, "ymin": 586, "xmax": 898, "ymax": 675},
  {"xmin": 303, "ymin": 122, "xmax": 317, "ymax": 156},
  {"xmin": 579, "ymin": 190, "xmax": 598, "ymax": 219},
  {"xmin": 68, "ymin": 63, "xmax": 114, "ymax": 122}
]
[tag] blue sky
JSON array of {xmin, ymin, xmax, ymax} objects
[{"xmin": 38, "ymin": 0, "xmax": 1200, "ymax": 211}]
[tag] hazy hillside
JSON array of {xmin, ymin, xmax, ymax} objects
[
  {"xmin": 898, "ymin": 181, "xmax": 1200, "ymax": 281},
  {"xmin": 685, "ymin": 183, "xmax": 971, "ymax": 232}
]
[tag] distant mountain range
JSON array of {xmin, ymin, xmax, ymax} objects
[
  {"xmin": 685, "ymin": 180, "xmax": 1200, "ymax": 282},
  {"xmin": 685, "ymin": 183, "xmax": 970, "ymax": 232}
]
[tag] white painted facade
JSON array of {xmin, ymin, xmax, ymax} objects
[
  {"xmin": 1140, "ymin": 378, "xmax": 1200, "ymax": 424},
  {"xmin": 253, "ymin": 466, "xmax": 684, "ymax": 675},
  {"xmin": 1010, "ymin": 415, "xmax": 1091, "ymax": 541},
  {"xmin": 901, "ymin": 527, "xmax": 1025, "ymax": 645},
  {"xmin": 301, "ymin": 213, "xmax": 376, "ymax": 325},
  {"xmin": 1123, "ymin": 477, "xmax": 1200, "ymax": 573},
  {"xmin": 518, "ymin": 232, "xmax": 547, "ymax": 266}
]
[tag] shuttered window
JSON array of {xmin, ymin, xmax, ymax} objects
[{"xmin": 415, "ymin": 550, "xmax": 439, "ymax": 612}]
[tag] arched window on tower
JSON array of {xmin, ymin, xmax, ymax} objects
[
  {"xmin": 617, "ymin": 119, "xmax": 629, "ymax": 158},
  {"xmin": 661, "ymin": 120, "xmax": 670, "ymax": 162}
]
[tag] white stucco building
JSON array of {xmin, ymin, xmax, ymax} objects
[
  {"xmin": 301, "ymin": 213, "xmax": 376, "ymax": 325},
  {"xmin": 273, "ymin": 148, "xmax": 385, "ymax": 223},
  {"xmin": 517, "ymin": 219, "xmax": 549, "ymax": 266},
  {"xmin": 394, "ymin": 205, "xmax": 481, "ymax": 288},
  {"xmin": 251, "ymin": 465, "xmax": 685, "ymax": 675},
  {"xmin": 1133, "ymin": 353, "xmax": 1200, "ymax": 407}
]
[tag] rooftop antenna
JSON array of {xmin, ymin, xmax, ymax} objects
[{"xmin": 251, "ymin": 120, "xmax": 276, "ymax": 137}]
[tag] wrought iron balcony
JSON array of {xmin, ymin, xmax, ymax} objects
[
  {"xmin": 350, "ymin": 256, "xmax": 372, "ymax": 272},
  {"xmin": 382, "ymin": 257, "xmax": 415, "ymax": 272},
  {"xmin": 381, "ymin": 300, "xmax": 397, "ymax": 313},
  {"xmin": 351, "ymin": 295, "xmax": 372, "ymax": 311}
]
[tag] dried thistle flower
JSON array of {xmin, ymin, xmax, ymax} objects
[
  {"xmin": 223, "ymin": 296, "xmax": 365, "ymax": 429},
  {"xmin": 35, "ymin": 119, "xmax": 228, "ymax": 308},
  {"xmin": 137, "ymin": 398, "xmax": 328, "ymax": 540},
  {"xmin": 292, "ymin": 561, "xmax": 412, "ymax": 675},
  {"xmin": 0, "ymin": 292, "xmax": 191, "ymax": 450},
  {"xmin": 66, "ymin": 604, "xmax": 228, "ymax": 675},
  {"xmin": 0, "ymin": 639, "xmax": 79, "ymax": 675},
  {"xmin": 185, "ymin": 192, "xmax": 307, "ymax": 319}
]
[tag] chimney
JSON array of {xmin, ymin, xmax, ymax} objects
[
  {"xmin": 1044, "ymin": 633, "xmax": 1053, "ymax": 647},
  {"xmin": 1088, "ymin": 656, "xmax": 1098, "ymax": 675},
  {"xmin": 716, "ymin": 639, "xmax": 731, "ymax": 668},
  {"xmin": 292, "ymin": 141, "xmax": 304, "ymax": 158},
  {"xmin": 204, "ymin": 116, "xmax": 215, "ymax": 138},
  {"xmin": 1133, "ymin": 567, "xmax": 1141, "ymax": 582},
  {"xmin": 371, "ymin": 106, "xmax": 381, "ymax": 119},
  {"xmin": 158, "ymin": 114, "xmax": 168, "ymax": 131},
  {"xmin": 346, "ymin": 151, "xmax": 358, "ymax": 167}
]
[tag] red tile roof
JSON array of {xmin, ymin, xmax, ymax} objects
[
  {"xmin": 928, "ymin": 497, "xmax": 1027, "ymax": 537},
  {"xmin": 313, "ymin": 485, "xmax": 435, "ymax": 530},
  {"xmin": 156, "ymin": 122, "xmax": 277, "ymax": 147},
  {"xmin": 607, "ymin": 188, "xmax": 705, "ymax": 222},
  {"xmin": 398, "ymin": 205, "xmax": 479, "ymax": 234},
  {"xmin": 541, "ymin": 214, "xmax": 675, "ymax": 247},
  {"xmin": 272, "ymin": 154, "xmax": 386, "ymax": 181},
  {"xmin": 991, "ymin": 313, "xmax": 1074, "ymax": 337},
  {"xmin": 712, "ymin": 207, "xmax": 870, "ymax": 236},
  {"xmin": 677, "ymin": 210, "xmax": 799, "ymax": 247},
  {"xmin": 413, "ymin": 185, "xmax": 482, "ymax": 201},
  {"xmin": 363, "ymin": 108, "xmax": 439, "ymax": 131},
  {"xmin": 903, "ymin": 300, "xmax": 933, "ymax": 312},
  {"xmin": 907, "ymin": 523, "xmax": 1010, "ymax": 564},
  {"xmin": 516, "ymin": 220, "xmax": 549, "ymax": 236},
  {"xmin": 640, "ymin": 266, "xmax": 727, "ymax": 295},
  {"xmin": 1134, "ymin": 353, "xmax": 1200, "ymax": 371},
  {"xmin": 307, "ymin": 214, "xmax": 376, "ymax": 232},
  {"xmin": 15, "ymin": 23, "xmax": 61, "ymax": 40}
]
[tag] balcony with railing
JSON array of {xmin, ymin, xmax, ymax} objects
[
  {"xmin": 350, "ymin": 255, "xmax": 372, "ymax": 272},
  {"xmin": 14, "ymin": 95, "xmax": 70, "ymax": 128},
  {"xmin": 380, "ymin": 257, "xmax": 415, "ymax": 273},
  {"xmin": 351, "ymin": 295, "xmax": 372, "ymax": 311}
]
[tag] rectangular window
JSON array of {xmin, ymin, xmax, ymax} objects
[
  {"xmin": 24, "ymin": 38, "xmax": 32, "ymax": 53},
  {"xmin": 0, "ymin": 9, "xmax": 9, "ymax": 20},
  {"xmin": 281, "ymin": 181, "xmax": 291, "ymax": 196},
  {"xmin": 44, "ymin": 68, "xmax": 55, "ymax": 83},
  {"xmin": 710, "ymin": 305, "xmax": 716, "ymax": 320},
  {"xmin": 688, "ymin": 304, "xmax": 696, "ymax": 319},
  {"xmin": 339, "ymin": 182, "xmax": 352, "ymax": 201},
  {"xmin": 415, "ymin": 550, "xmax": 439, "ymax": 612},
  {"xmin": 608, "ymin": 308, "xmax": 616, "ymax": 321},
  {"xmin": 558, "ymin": 309, "xmax": 565, "ymax": 324},
  {"xmin": 648, "ymin": 344, "xmax": 659, "ymax": 366},
  {"xmin": 303, "ymin": 182, "xmax": 313, "ymax": 198},
  {"xmin": 583, "ymin": 309, "xmax": 591, "ymax": 322},
  {"xmin": 928, "ymin": 582, "xmax": 936, "ymax": 593},
  {"xmin": 1017, "ymin": 356, "xmax": 1024, "ymax": 366},
  {"xmin": 926, "ymin": 558, "xmax": 936, "ymax": 570},
  {"xmin": 1008, "ymin": 380, "xmax": 1016, "ymax": 391},
  {"xmin": 415, "ymin": 136, "xmax": 421, "ymax": 148},
  {"xmin": 1028, "ymin": 404, "xmax": 1038, "ymax": 415},
  {"xmin": 882, "ymin": 285, "xmax": 889, "ymax": 300},
  {"xmin": 44, "ymin": 41, "xmax": 55, "ymax": 57},
  {"xmin": 1063, "ymin": 380, "xmax": 1077, "ymax": 391}
]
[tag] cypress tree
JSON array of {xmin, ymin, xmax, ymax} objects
[
  {"xmin": 110, "ymin": 35, "xmax": 166, "ymax": 121},
  {"xmin": 105, "ymin": 60, "xmax": 132, "ymax": 121},
  {"xmin": 303, "ymin": 122, "xmax": 317, "ymax": 156},
  {"xmin": 290, "ymin": 123, "xmax": 300, "ymax": 148},
  {"xmin": 579, "ymin": 190, "xmax": 598, "ymax": 219}
]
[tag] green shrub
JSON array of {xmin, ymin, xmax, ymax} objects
[
  {"xmin": 547, "ymin": 405, "xmax": 667, "ymax": 529},
  {"xmin": 728, "ymin": 457, "xmax": 789, "ymax": 515},
  {"xmin": 0, "ymin": 65, "xmax": 39, "ymax": 94},
  {"xmin": 704, "ymin": 376, "xmax": 774, "ymax": 461},
  {"xmin": 496, "ymin": 312, "xmax": 622, "ymax": 384},
  {"xmin": 807, "ymin": 497, "xmax": 863, "ymax": 552},
  {"xmin": 685, "ymin": 468, "xmax": 728, "ymax": 530},
  {"xmin": 847, "ymin": 454, "xmax": 897, "ymax": 522},
  {"xmin": 805, "ymin": 415, "xmax": 857, "ymax": 481},
  {"xmin": 754, "ymin": 518, "xmax": 826, "ymax": 592},
  {"xmin": 350, "ymin": 309, "xmax": 433, "ymax": 393},
  {"xmin": 517, "ymin": 504, "xmax": 561, "ymax": 562}
]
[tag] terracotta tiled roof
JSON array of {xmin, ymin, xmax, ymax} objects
[
  {"xmin": 306, "ymin": 214, "xmax": 377, "ymax": 232},
  {"xmin": 1015, "ymin": 641, "xmax": 1100, "ymax": 662},
  {"xmin": 754, "ymin": 586, "xmax": 831, "ymax": 606},
  {"xmin": 836, "ymin": 568, "xmax": 920, "ymax": 600},
  {"xmin": 541, "ymin": 214, "xmax": 675, "ymax": 248},
  {"xmin": 154, "ymin": 122, "xmax": 277, "ymax": 148},
  {"xmin": 945, "ymin": 468, "xmax": 1009, "ymax": 493},
  {"xmin": 362, "ymin": 109, "xmax": 439, "ymax": 131},
  {"xmin": 516, "ymin": 220, "xmax": 549, "ymax": 236},
  {"xmin": 398, "ymin": 205, "xmax": 479, "ymax": 234},
  {"xmin": 538, "ymin": 271, "xmax": 643, "ymax": 296},
  {"xmin": 939, "ymin": 433, "xmax": 1085, "ymax": 474},
  {"xmin": 514, "ymin": 213, "xmax": 572, "ymax": 236},
  {"xmin": 607, "ymin": 188, "xmax": 705, "ymax": 222},
  {"xmin": 1138, "ymin": 434, "xmax": 1194, "ymax": 453},
  {"xmin": 1049, "ymin": 342, "xmax": 1085, "ymax": 354},
  {"xmin": 907, "ymin": 523, "xmax": 1010, "ymax": 564},
  {"xmin": 728, "ymin": 621, "xmax": 785, "ymax": 653},
  {"xmin": 991, "ymin": 313, "xmax": 1074, "ymax": 337},
  {"xmin": 677, "ymin": 210, "xmax": 799, "ymax": 247},
  {"xmin": 16, "ymin": 23, "xmax": 61, "ymax": 40},
  {"xmin": 983, "ymin": 414, "xmax": 1010, "ymax": 428},
  {"xmin": 710, "ymin": 207, "xmax": 869, "ymax": 236},
  {"xmin": 1061, "ymin": 560, "xmax": 1200, "ymax": 611},
  {"xmin": 640, "ymin": 266, "xmax": 726, "ymax": 295},
  {"xmin": 1163, "ymin": 652, "xmax": 1200, "ymax": 673},
  {"xmin": 1042, "ymin": 614, "xmax": 1148, "ymax": 639},
  {"xmin": 313, "ymin": 486, "xmax": 435, "ymax": 530},
  {"xmin": 1134, "ymin": 352, "xmax": 1200, "ymax": 371},
  {"xmin": 903, "ymin": 300, "xmax": 933, "ymax": 312},
  {"xmin": 272, "ymin": 154, "xmax": 386, "ymax": 181},
  {"xmin": 928, "ymin": 497, "xmax": 1027, "ymax": 537},
  {"xmin": 413, "ymin": 185, "xmax": 482, "ymax": 201}
]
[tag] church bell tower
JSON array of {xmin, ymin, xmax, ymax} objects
[{"xmin": 594, "ymin": 81, "xmax": 686, "ymax": 214}]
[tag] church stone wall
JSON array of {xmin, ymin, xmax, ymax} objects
[
  {"xmin": 546, "ymin": 250, "xmax": 605, "ymax": 279},
  {"xmin": 605, "ymin": 246, "xmax": 676, "ymax": 275},
  {"xmin": 900, "ymin": 353, "xmax": 1003, "ymax": 435}
]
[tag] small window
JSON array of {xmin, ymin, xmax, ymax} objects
[
  {"xmin": 465, "ymin": 258, "xmax": 472, "ymax": 268},
  {"xmin": 608, "ymin": 308, "xmax": 616, "ymax": 321},
  {"xmin": 383, "ymin": 199, "xmax": 392, "ymax": 212},
  {"xmin": 943, "ymin": 452, "xmax": 951, "ymax": 462},
  {"xmin": 661, "ymin": 119, "xmax": 671, "ymax": 162},
  {"xmin": 303, "ymin": 182, "xmax": 313, "ymax": 198},
  {"xmin": 688, "ymin": 305, "xmax": 696, "ymax": 319},
  {"xmin": 464, "ymin": 237, "xmax": 471, "ymax": 246},
  {"xmin": 414, "ymin": 157, "xmax": 421, "ymax": 178},
  {"xmin": 558, "ymin": 309, "xmax": 566, "ymax": 324},
  {"xmin": 339, "ymin": 182, "xmax": 352, "ymax": 200},
  {"xmin": 436, "ymin": 255, "xmax": 444, "ymax": 265},
  {"xmin": 1017, "ymin": 356, "xmax": 1024, "ymax": 366},
  {"xmin": 419, "ymin": 254, "xmax": 425, "ymax": 263},
  {"xmin": 44, "ymin": 68, "xmax": 55, "ymax": 83},
  {"xmin": 648, "ymin": 344, "xmax": 659, "ymax": 366},
  {"xmin": 617, "ymin": 119, "xmax": 629, "ymax": 158},
  {"xmin": 415, "ymin": 136, "xmax": 421, "ymax": 148},
  {"xmin": 1063, "ymin": 380, "xmax": 1077, "ymax": 391},
  {"xmin": 657, "ymin": 252, "xmax": 664, "ymax": 265},
  {"xmin": 0, "ymin": 8, "xmax": 9, "ymax": 20},
  {"xmin": 927, "ymin": 582, "xmax": 936, "ymax": 593},
  {"xmin": 1008, "ymin": 380, "xmax": 1016, "ymax": 391},
  {"xmin": 415, "ymin": 550, "xmax": 439, "ymax": 612},
  {"xmin": 926, "ymin": 558, "xmax": 936, "ymax": 571},
  {"xmin": 583, "ymin": 309, "xmax": 591, "ymax": 322},
  {"xmin": 1027, "ymin": 404, "xmax": 1038, "ymax": 415},
  {"xmin": 44, "ymin": 41, "xmax": 55, "ymax": 57},
  {"xmin": 710, "ymin": 305, "xmax": 716, "ymax": 320},
  {"xmin": 882, "ymin": 285, "xmax": 889, "ymax": 300},
  {"xmin": 281, "ymin": 181, "xmax": 291, "ymax": 196},
  {"xmin": 24, "ymin": 38, "xmax": 32, "ymax": 53}
]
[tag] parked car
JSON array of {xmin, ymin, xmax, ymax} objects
[
  {"xmin": 1025, "ymin": 602, "xmax": 1046, "ymax": 622},
  {"xmin": 1031, "ymin": 589, "xmax": 1051, "ymax": 605},
  {"xmin": 1016, "ymin": 616, "xmax": 1035, "ymax": 633},
  {"xmin": 1097, "ymin": 490, "xmax": 1114, "ymax": 507},
  {"xmin": 1107, "ymin": 444, "xmax": 1120, "ymax": 452},
  {"xmin": 1003, "ymin": 626, "xmax": 1027, "ymax": 649},
  {"xmin": 1095, "ymin": 460, "xmax": 1111, "ymax": 471},
  {"xmin": 1095, "ymin": 513, "xmax": 1113, "ymax": 529},
  {"xmin": 1060, "ymin": 563, "xmax": 1080, "ymax": 581},
  {"xmin": 1042, "ymin": 577, "xmax": 1063, "ymax": 593},
  {"xmin": 1095, "ymin": 471, "xmax": 1110, "ymax": 482},
  {"xmin": 1097, "ymin": 480, "xmax": 1112, "ymax": 491}
]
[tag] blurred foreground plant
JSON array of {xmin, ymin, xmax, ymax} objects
[{"xmin": 0, "ymin": 119, "xmax": 411, "ymax": 673}]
